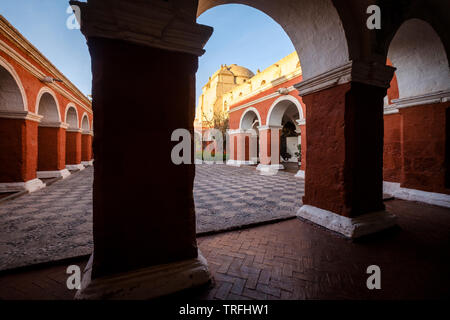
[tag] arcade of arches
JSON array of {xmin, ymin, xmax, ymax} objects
[
  {"xmin": 0, "ymin": 15, "xmax": 93, "ymax": 194},
  {"xmin": 2, "ymin": 0, "xmax": 447, "ymax": 299}
]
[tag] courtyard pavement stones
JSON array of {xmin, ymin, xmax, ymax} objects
[{"xmin": 0, "ymin": 164, "xmax": 304, "ymax": 271}]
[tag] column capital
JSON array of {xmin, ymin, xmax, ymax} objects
[
  {"xmin": 0, "ymin": 110, "xmax": 43, "ymax": 123},
  {"xmin": 82, "ymin": 129, "xmax": 94, "ymax": 136},
  {"xmin": 257, "ymin": 125, "xmax": 283, "ymax": 131},
  {"xmin": 67, "ymin": 128, "xmax": 83, "ymax": 133},
  {"xmin": 294, "ymin": 60, "xmax": 396, "ymax": 96},
  {"xmin": 71, "ymin": 0, "xmax": 213, "ymax": 56},
  {"xmin": 296, "ymin": 119, "xmax": 306, "ymax": 126},
  {"xmin": 39, "ymin": 121, "xmax": 69, "ymax": 129}
]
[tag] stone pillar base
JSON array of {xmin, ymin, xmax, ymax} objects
[
  {"xmin": 75, "ymin": 250, "xmax": 211, "ymax": 300},
  {"xmin": 383, "ymin": 181, "xmax": 450, "ymax": 208},
  {"xmin": 256, "ymin": 163, "xmax": 284, "ymax": 172},
  {"xmin": 297, "ymin": 205, "xmax": 397, "ymax": 238},
  {"xmin": 66, "ymin": 164, "xmax": 85, "ymax": 171},
  {"xmin": 81, "ymin": 160, "xmax": 94, "ymax": 166},
  {"xmin": 227, "ymin": 160, "xmax": 257, "ymax": 166},
  {"xmin": 37, "ymin": 169, "xmax": 71, "ymax": 179},
  {"xmin": 0, "ymin": 178, "xmax": 45, "ymax": 193},
  {"xmin": 295, "ymin": 170, "xmax": 305, "ymax": 178}
]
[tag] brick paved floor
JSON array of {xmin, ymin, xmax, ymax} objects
[
  {"xmin": 0, "ymin": 164, "xmax": 303, "ymax": 271},
  {"xmin": 1, "ymin": 199, "xmax": 449, "ymax": 300}
]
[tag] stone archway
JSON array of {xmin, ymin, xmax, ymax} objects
[
  {"xmin": 257, "ymin": 96, "xmax": 304, "ymax": 172},
  {"xmin": 237, "ymin": 107, "xmax": 261, "ymax": 164},
  {"xmin": 0, "ymin": 58, "xmax": 44, "ymax": 192},
  {"xmin": 36, "ymin": 89, "xmax": 70, "ymax": 179},
  {"xmin": 81, "ymin": 113, "xmax": 93, "ymax": 166},
  {"xmin": 65, "ymin": 105, "xmax": 84, "ymax": 171}
]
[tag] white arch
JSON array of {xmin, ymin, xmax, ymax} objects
[
  {"xmin": 198, "ymin": 0, "xmax": 350, "ymax": 80},
  {"xmin": 65, "ymin": 103, "xmax": 79, "ymax": 129},
  {"xmin": 266, "ymin": 95, "xmax": 304, "ymax": 127},
  {"xmin": 239, "ymin": 107, "xmax": 262, "ymax": 130},
  {"xmin": 81, "ymin": 112, "xmax": 90, "ymax": 130},
  {"xmin": 388, "ymin": 19, "xmax": 450, "ymax": 99},
  {"xmin": 0, "ymin": 55, "xmax": 28, "ymax": 111},
  {"xmin": 35, "ymin": 87, "xmax": 61, "ymax": 122}
]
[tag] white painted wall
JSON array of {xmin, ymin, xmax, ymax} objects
[{"xmin": 388, "ymin": 19, "xmax": 450, "ymax": 99}]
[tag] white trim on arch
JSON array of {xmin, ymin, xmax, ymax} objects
[
  {"xmin": 266, "ymin": 95, "xmax": 304, "ymax": 126},
  {"xmin": 239, "ymin": 107, "xmax": 262, "ymax": 130},
  {"xmin": 0, "ymin": 55, "xmax": 28, "ymax": 111},
  {"xmin": 65, "ymin": 103, "xmax": 80, "ymax": 129},
  {"xmin": 35, "ymin": 86, "xmax": 62, "ymax": 122},
  {"xmin": 80, "ymin": 112, "xmax": 91, "ymax": 130}
]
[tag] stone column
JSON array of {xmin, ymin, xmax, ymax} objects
[
  {"xmin": 81, "ymin": 130, "xmax": 93, "ymax": 166},
  {"xmin": 235, "ymin": 130, "xmax": 254, "ymax": 165},
  {"xmin": 71, "ymin": 0, "xmax": 213, "ymax": 299},
  {"xmin": 226, "ymin": 130, "xmax": 238, "ymax": 165},
  {"xmin": 295, "ymin": 61, "xmax": 397, "ymax": 238},
  {"xmin": 66, "ymin": 128, "xmax": 84, "ymax": 171},
  {"xmin": 256, "ymin": 125, "xmax": 283, "ymax": 173},
  {"xmin": 294, "ymin": 120, "xmax": 306, "ymax": 178},
  {"xmin": 37, "ymin": 122, "xmax": 71, "ymax": 179},
  {"xmin": 0, "ymin": 111, "xmax": 45, "ymax": 193}
]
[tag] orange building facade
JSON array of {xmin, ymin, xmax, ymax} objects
[
  {"xmin": 0, "ymin": 16, "xmax": 93, "ymax": 193},
  {"xmin": 226, "ymin": 50, "xmax": 450, "ymax": 208}
]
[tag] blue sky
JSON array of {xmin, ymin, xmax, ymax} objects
[{"xmin": 0, "ymin": 2, "xmax": 294, "ymax": 104}]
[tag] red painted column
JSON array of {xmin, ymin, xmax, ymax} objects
[
  {"xmin": 81, "ymin": 130, "xmax": 93, "ymax": 166},
  {"xmin": 299, "ymin": 123, "xmax": 306, "ymax": 171},
  {"xmin": 296, "ymin": 63, "xmax": 395, "ymax": 220},
  {"xmin": 72, "ymin": 0, "xmax": 213, "ymax": 299},
  {"xmin": 258, "ymin": 127, "xmax": 271, "ymax": 166},
  {"xmin": 0, "ymin": 112, "xmax": 45, "ymax": 192},
  {"xmin": 236, "ymin": 132, "xmax": 252, "ymax": 164},
  {"xmin": 66, "ymin": 129, "xmax": 84, "ymax": 171},
  {"xmin": 37, "ymin": 123, "xmax": 70, "ymax": 179},
  {"xmin": 226, "ymin": 131, "xmax": 238, "ymax": 163}
]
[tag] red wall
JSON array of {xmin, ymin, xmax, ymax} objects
[
  {"xmin": 228, "ymin": 75, "xmax": 305, "ymax": 129},
  {"xmin": 82, "ymin": 134, "xmax": 93, "ymax": 161},
  {"xmin": 38, "ymin": 127, "xmax": 66, "ymax": 171},
  {"xmin": 383, "ymin": 113, "xmax": 403, "ymax": 182},
  {"xmin": 0, "ymin": 119, "xmax": 38, "ymax": 182},
  {"xmin": 383, "ymin": 102, "xmax": 450, "ymax": 195},
  {"xmin": 401, "ymin": 102, "xmax": 450, "ymax": 194},
  {"xmin": 66, "ymin": 131, "xmax": 82, "ymax": 165}
]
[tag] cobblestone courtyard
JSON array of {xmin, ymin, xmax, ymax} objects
[{"xmin": 0, "ymin": 164, "xmax": 303, "ymax": 271}]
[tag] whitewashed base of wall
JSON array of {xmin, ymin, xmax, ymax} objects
[
  {"xmin": 0, "ymin": 178, "xmax": 45, "ymax": 193},
  {"xmin": 295, "ymin": 170, "xmax": 305, "ymax": 178},
  {"xmin": 75, "ymin": 250, "xmax": 211, "ymax": 300},
  {"xmin": 37, "ymin": 169, "xmax": 71, "ymax": 179},
  {"xmin": 81, "ymin": 160, "xmax": 94, "ymax": 166},
  {"xmin": 297, "ymin": 205, "xmax": 397, "ymax": 238},
  {"xmin": 66, "ymin": 164, "xmax": 85, "ymax": 171}
]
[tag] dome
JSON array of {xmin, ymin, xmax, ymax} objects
[{"xmin": 226, "ymin": 64, "xmax": 255, "ymax": 78}]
